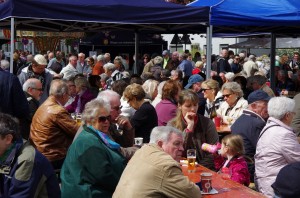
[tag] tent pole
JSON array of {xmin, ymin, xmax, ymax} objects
[
  {"xmin": 134, "ymin": 32, "xmax": 139, "ymax": 74},
  {"xmin": 206, "ymin": 25, "xmax": 212, "ymax": 79},
  {"xmin": 270, "ymin": 33, "xmax": 276, "ymax": 92},
  {"xmin": 10, "ymin": 17, "xmax": 15, "ymax": 74}
]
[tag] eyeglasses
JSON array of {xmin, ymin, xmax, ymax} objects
[
  {"xmin": 32, "ymin": 87, "xmax": 43, "ymax": 91},
  {"xmin": 222, "ymin": 93, "xmax": 232, "ymax": 98},
  {"xmin": 98, "ymin": 115, "xmax": 111, "ymax": 122},
  {"xmin": 112, "ymin": 105, "xmax": 122, "ymax": 111}
]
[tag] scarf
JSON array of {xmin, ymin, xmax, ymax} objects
[
  {"xmin": 88, "ymin": 125, "xmax": 120, "ymax": 150},
  {"xmin": 27, "ymin": 64, "xmax": 46, "ymax": 89}
]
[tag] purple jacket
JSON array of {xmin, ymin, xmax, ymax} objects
[
  {"xmin": 155, "ymin": 99, "xmax": 177, "ymax": 126},
  {"xmin": 214, "ymin": 155, "xmax": 250, "ymax": 186},
  {"xmin": 66, "ymin": 89, "xmax": 96, "ymax": 113}
]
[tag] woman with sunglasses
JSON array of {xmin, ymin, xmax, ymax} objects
[
  {"xmin": 168, "ymin": 90, "xmax": 219, "ymax": 170},
  {"xmin": 123, "ymin": 83, "xmax": 158, "ymax": 143},
  {"xmin": 201, "ymin": 79, "xmax": 224, "ymax": 119},
  {"xmin": 216, "ymin": 82, "xmax": 248, "ymax": 125},
  {"xmin": 61, "ymin": 99, "xmax": 126, "ymax": 197}
]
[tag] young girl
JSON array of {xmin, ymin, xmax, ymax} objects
[{"xmin": 214, "ymin": 134, "xmax": 250, "ymax": 186}]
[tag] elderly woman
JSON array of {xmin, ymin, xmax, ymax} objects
[
  {"xmin": 123, "ymin": 83, "xmax": 158, "ymax": 143},
  {"xmin": 61, "ymin": 99, "xmax": 126, "ymax": 197},
  {"xmin": 66, "ymin": 76, "xmax": 96, "ymax": 113},
  {"xmin": 103, "ymin": 62, "xmax": 116, "ymax": 90},
  {"xmin": 142, "ymin": 79, "xmax": 159, "ymax": 101},
  {"xmin": 255, "ymin": 97, "xmax": 300, "ymax": 197},
  {"xmin": 155, "ymin": 80, "xmax": 181, "ymax": 126},
  {"xmin": 201, "ymin": 79, "xmax": 224, "ymax": 119},
  {"xmin": 216, "ymin": 82, "xmax": 248, "ymax": 125},
  {"xmin": 168, "ymin": 89, "xmax": 219, "ymax": 170}
]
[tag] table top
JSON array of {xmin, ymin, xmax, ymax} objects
[
  {"xmin": 182, "ymin": 165, "xmax": 266, "ymax": 198},
  {"xmin": 216, "ymin": 124, "xmax": 231, "ymax": 134}
]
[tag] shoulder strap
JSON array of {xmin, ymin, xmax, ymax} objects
[{"xmin": 257, "ymin": 124, "xmax": 280, "ymax": 141}]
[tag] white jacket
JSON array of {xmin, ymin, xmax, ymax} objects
[{"xmin": 255, "ymin": 117, "xmax": 300, "ymax": 198}]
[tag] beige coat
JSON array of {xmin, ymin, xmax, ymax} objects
[{"xmin": 113, "ymin": 144, "xmax": 201, "ymax": 198}]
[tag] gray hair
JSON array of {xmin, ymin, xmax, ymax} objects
[
  {"xmin": 49, "ymin": 79, "xmax": 68, "ymax": 97},
  {"xmin": 97, "ymin": 90, "xmax": 120, "ymax": 104},
  {"xmin": 22, "ymin": 78, "xmax": 41, "ymax": 92},
  {"xmin": 0, "ymin": 60, "xmax": 9, "ymax": 70},
  {"xmin": 221, "ymin": 82, "xmax": 244, "ymax": 98},
  {"xmin": 149, "ymin": 126, "xmax": 184, "ymax": 144},
  {"xmin": 225, "ymin": 72, "xmax": 235, "ymax": 82},
  {"xmin": 268, "ymin": 97, "xmax": 295, "ymax": 120},
  {"xmin": 0, "ymin": 113, "xmax": 20, "ymax": 141},
  {"xmin": 74, "ymin": 77, "xmax": 89, "ymax": 89},
  {"xmin": 97, "ymin": 54, "xmax": 105, "ymax": 62},
  {"xmin": 82, "ymin": 98, "xmax": 111, "ymax": 125},
  {"xmin": 103, "ymin": 63, "xmax": 115, "ymax": 72}
]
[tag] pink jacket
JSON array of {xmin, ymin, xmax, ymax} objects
[{"xmin": 214, "ymin": 155, "xmax": 250, "ymax": 186}]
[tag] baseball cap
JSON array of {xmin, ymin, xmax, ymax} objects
[
  {"xmin": 162, "ymin": 50, "xmax": 169, "ymax": 56},
  {"xmin": 184, "ymin": 74, "xmax": 204, "ymax": 89},
  {"xmin": 247, "ymin": 90, "xmax": 271, "ymax": 104},
  {"xmin": 34, "ymin": 54, "xmax": 47, "ymax": 65}
]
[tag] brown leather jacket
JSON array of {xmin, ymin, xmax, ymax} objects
[{"xmin": 30, "ymin": 96, "xmax": 79, "ymax": 162}]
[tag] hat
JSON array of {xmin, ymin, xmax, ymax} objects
[
  {"xmin": 247, "ymin": 90, "xmax": 270, "ymax": 104},
  {"xmin": 184, "ymin": 74, "xmax": 204, "ymax": 89},
  {"xmin": 153, "ymin": 56, "xmax": 163, "ymax": 65},
  {"xmin": 162, "ymin": 50, "xmax": 169, "ymax": 56},
  {"xmin": 272, "ymin": 162, "xmax": 300, "ymax": 197},
  {"xmin": 34, "ymin": 54, "xmax": 47, "ymax": 65}
]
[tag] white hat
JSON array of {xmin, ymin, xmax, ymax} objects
[{"xmin": 34, "ymin": 54, "xmax": 47, "ymax": 65}]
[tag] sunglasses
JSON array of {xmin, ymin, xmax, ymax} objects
[
  {"xmin": 98, "ymin": 115, "xmax": 111, "ymax": 122},
  {"xmin": 201, "ymin": 88, "xmax": 212, "ymax": 92},
  {"xmin": 222, "ymin": 93, "xmax": 232, "ymax": 98}
]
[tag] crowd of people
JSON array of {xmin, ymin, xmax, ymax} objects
[{"xmin": 1, "ymin": 47, "xmax": 300, "ymax": 197}]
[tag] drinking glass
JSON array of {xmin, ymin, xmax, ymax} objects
[
  {"xmin": 187, "ymin": 149, "xmax": 196, "ymax": 173},
  {"xmin": 219, "ymin": 167, "xmax": 232, "ymax": 192}
]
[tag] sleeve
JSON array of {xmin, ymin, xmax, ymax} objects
[
  {"xmin": 161, "ymin": 166, "xmax": 201, "ymax": 198},
  {"xmin": 230, "ymin": 162, "xmax": 250, "ymax": 186},
  {"xmin": 281, "ymin": 132, "xmax": 300, "ymax": 163},
  {"xmin": 12, "ymin": 75, "xmax": 30, "ymax": 119},
  {"xmin": 55, "ymin": 110, "xmax": 79, "ymax": 137},
  {"xmin": 65, "ymin": 97, "xmax": 77, "ymax": 113},
  {"xmin": 205, "ymin": 119, "xmax": 219, "ymax": 145}
]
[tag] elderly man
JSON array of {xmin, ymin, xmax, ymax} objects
[
  {"xmin": 30, "ymin": 79, "xmax": 79, "ymax": 169},
  {"xmin": 113, "ymin": 126, "xmax": 201, "ymax": 198},
  {"xmin": 243, "ymin": 55, "xmax": 258, "ymax": 77},
  {"xmin": 104, "ymin": 52, "xmax": 111, "ymax": 63},
  {"xmin": 76, "ymin": 52, "xmax": 89, "ymax": 76},
  {"xmin": 18, "ymin": 54, "xmax": 53, "ymax": 104},
  {"xmin": 60, "ymin": 55, "xmax": 79, "ymax": 80},
  {"xmin": 247, "ymin": 75, "xmax": 275, "ymax": 97},
  {"xmin": 0, "ymin": 113, "xmax": 60, "ymax": 197},
  {"xmin": 231, "ymin": 90, "xmax": 270, "ymax": 182}
]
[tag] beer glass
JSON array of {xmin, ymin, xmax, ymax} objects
[{"xmin": 187, "ymin": 149, "xmax": 196, "ymax": 172}]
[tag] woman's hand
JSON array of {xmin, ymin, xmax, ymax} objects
[{"xmin": 184, "ymin": 112, "xmax": 196, "ymax": 131}]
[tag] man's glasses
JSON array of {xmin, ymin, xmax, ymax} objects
[
  {"xmin": 32, "ymin": 87, "xmax": 43, "ymax": 91},
  {"xmin": 98, "ymin": 115, "xmax": 111, "ymax": 122},
  {"xmin": 222, "ymin": 93, "xmax": 232, "ymax": 98}
]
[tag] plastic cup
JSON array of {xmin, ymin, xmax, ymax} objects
[
  {"xmin": 201, "ymin": 172, "xmax": 213, "ymax": 193},
  {"xmin": 134, "ymin": 137, "xmax": 143, "ymax": 146},
  {"xmin": 214, "ymin": 116, "xmax": 221, "ymax": 127}
]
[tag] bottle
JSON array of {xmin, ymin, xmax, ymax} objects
[
  {"xmin": 201, "ymin": 142, "xmax": 221, "ymax": 154},
  {"xmin": 210, "ymin": 104, "xmax": 217, "ymax": 120}
]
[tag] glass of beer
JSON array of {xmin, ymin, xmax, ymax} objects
[
  {"xmin": 187, "ymin": 149, "xmax": 196, "ymax": 172},
  {"xmin": 76, "ymin": 113, "xmax": 82, "ymax": 125}
]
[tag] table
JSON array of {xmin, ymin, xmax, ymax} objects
[
  {"xmin": 182, "ymin": 165, "xmax": 266, "ymax": 198},
  {"xmin": 216, "ymin": 124, "xmax": 231, "ymax": 134}
]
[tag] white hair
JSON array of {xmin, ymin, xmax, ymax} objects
[
  {"xmin": 103, "ymin": 63, "xmax": 115, "ymax": 71},
  {"xmin": 149, "ymin": 126, "xmax": 184, "ymax": 144},
  {"xmin": 0, "ymin": 60, "xmax": 9, "ymax": 70},
  {"xmin": 97, "ymin": 54, "xmax": 105, "ymax": 62},
  {"xmin": 142, "ymin": 79, "xmax": 159, "ymax": 100},
  {"xmin": 97, "ymin": 90, "xmax": 120, "ymax": 104},
  {"xmin": 22, "ymin": 78, "xmax": 41, "ymax": 92},
  {"xmin": 268, "ymin": 97, "xmax": 295, "ymax": 120},
  {"xmin": 225, "ymin": 72, "xmax": 235, "ymax": 82}
]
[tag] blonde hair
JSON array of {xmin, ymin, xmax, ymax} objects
[
  {"xmin": 142, "ymin": 79, "xmax": 159, "ymax": 100},
  {"xmin": 222, "ymin": 134, "xmax": 245, "ymax": 156},
  {"xmin": 195, "ymin": 61, "xmax": 204, "ymax": 69},
  {"xmin": 201, "ymin": 79, "xmax": 219, "ymax": 95},
  {"xmin": 123, "ymin": 83, "xmax": 146, "ymax": 102}
]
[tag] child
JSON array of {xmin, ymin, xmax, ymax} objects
[{"xmin": 214, "ymin": 134, "xmax": 250, "ymax": 186}]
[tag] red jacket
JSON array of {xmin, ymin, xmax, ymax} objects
[{"xmin": 214, "ymin": 155, "xmax": 250, "ymax": 186}]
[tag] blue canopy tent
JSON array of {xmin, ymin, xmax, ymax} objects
[
  {"xmin": 189, "ymin": 0, "xmax": 300, "ymax": 88},
  {"xmin": 0, "ymin": 0, "xmax": 210, "ymax": 73}
]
